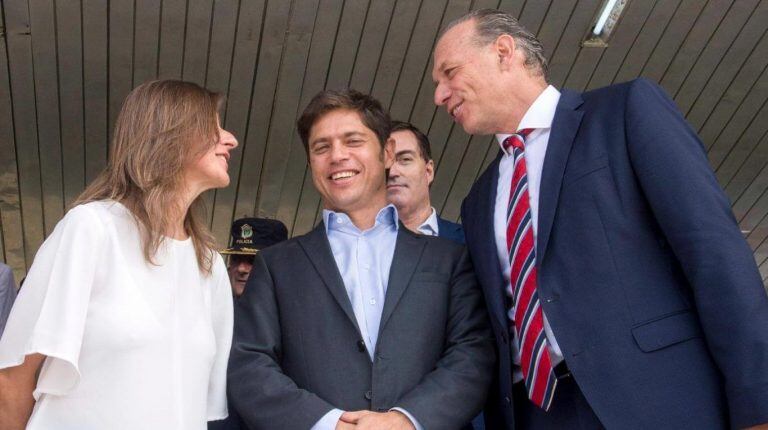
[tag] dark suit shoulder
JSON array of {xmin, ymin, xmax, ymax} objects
[
  {"xmin": 254, "ymin": 232, "xmax": 307, "ymax": 265},
  {"xmin": 578, "ymin": 77, "xmax": 661, "ymax": 105},
  {"xmin": 437, "ymin": 217, "xmax": 465, "ymax": 245},
  {"xmin": 415, "ymin": 231, "xmax": 468, "ymax": 270}
]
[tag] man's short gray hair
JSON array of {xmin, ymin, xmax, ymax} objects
[{"xmin": 441, "ymin": 9, "xmax": 549, "ymax": 80}]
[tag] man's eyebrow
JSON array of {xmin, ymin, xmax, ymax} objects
[
  {"xmin": 309, "ymin": 136, "xmax": 330, "ymax": 147},
  {"xmin": 343, "ymin": 131, "xmax": 366, "ymax": 138},
  {"xmin": 396, "ymin": 149, "xmax": 417, "ymax": 157}
]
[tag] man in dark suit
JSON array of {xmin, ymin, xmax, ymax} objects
[
  {"xmin": 387, "ymin": 120, "xmax": 486, "ymax": 430},
  {"xmin": 209, "ymin": 218, "xmax": 288, "ymax": 430},
  {"xmin": 387, "ymin": 120, "xmax": 465, "ymax": 244},
  {"xmin": 228, "ymin": 89, "xmax": 494, "ymax": 430},
  {"xmin": 431, "ymin": 9, "xmax": 768, "ymax": 430}
]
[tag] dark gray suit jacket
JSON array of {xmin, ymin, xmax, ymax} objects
[{"xmin": 228, "ymin": 223, "xmax": 494, "ymax": 430}]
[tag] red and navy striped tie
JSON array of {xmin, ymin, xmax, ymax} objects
[{"xmin": 504, "ymin": 129, "xmax": 557, "ymax": 411}]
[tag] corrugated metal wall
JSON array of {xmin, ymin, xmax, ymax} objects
[{"xmin": 1, "ymin": 0, "xmax": 767, "ymax": 286}]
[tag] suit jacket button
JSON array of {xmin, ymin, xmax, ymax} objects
[
  {"xmin": 357, "ymin": 340, "xmax": 366, "ymax": 352},
  {"xmin": 365, "ymin": 390, "xmax": 372, "ymax": 400},
  {"xmin": 504, "ymin": 396, "xmax": 511, "ymax": 405}
]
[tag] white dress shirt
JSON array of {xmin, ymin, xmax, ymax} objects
[
  {"xmin": 417, "ymin": 207, "xmax": 439, "ymax": 236},
  {"xmin": 493, "ymin": 85, "xmax": 564, "ymax": 381}
]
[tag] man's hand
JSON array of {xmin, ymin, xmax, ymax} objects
[
  {"xmin": 744, "ymin": 425, "xmax": 768, "ymax": 430},
  {"xmin": 340, "ymin": 410, "xmax": 415, "ymax": 430},
  {"xmin": 335, "ymin": 419, "xmax": 356, "ymax": 430}
]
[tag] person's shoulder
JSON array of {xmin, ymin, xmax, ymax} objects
[
  {"xmin": 211, "ymin": 251, "xmax": 228, "ymax": 275},
  {"xmin": 0, "ymin": 262, "xmax": 11, "ymax": 284},
  {"xmin": 411, "ymin": 228, "xmax": 465, "ymax": 255},
  {"xmin": 61, "ymin": 201, "xmax": 114, "ymax": 230},
  {"xmin": 67, "ymin": 200, "xmax": 127, "ymax": 223},
  {"xmin": 580, "ymin": 77, "xmax": 660, "ymax": 102},
  {"xmin": 438, "ymin": 217, "xmax": 462, "ymax": 230},
  {"xmin": 253, "ymin": 233, "xmax": 304, "ymax": 265}
]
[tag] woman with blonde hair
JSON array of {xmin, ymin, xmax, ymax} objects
[{"xmin": 0, "ymin": 80, "xmax": 238, "ymax": 430}]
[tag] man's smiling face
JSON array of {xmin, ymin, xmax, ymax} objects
[
  {"xmin": 308, "ymin": 109, "xmax": 393, "ymax": 214},
  {"xmin": 432, "ymin": 19, "xmax": 513, "ymax": 135}
]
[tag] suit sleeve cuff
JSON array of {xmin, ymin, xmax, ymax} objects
[
  {"xmin": 391, "ymin": 407, "xmax": 424, "ymax": 430},
  {"xmin": 311, "ymin": 408, "xmax": 344, "ymax": 430}
]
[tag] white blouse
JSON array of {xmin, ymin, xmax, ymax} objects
[{"xmin": 0, "ymin": 200, "xmax": 233, "ymax": 430}]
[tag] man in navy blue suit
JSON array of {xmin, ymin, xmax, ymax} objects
[
  {"xmin": 387, "ymin": 120, "xmax": 464, "ymax": 244},
  {"xmin": 432, "ymin": 8, "xmax": 768, "ymax": 430},
  {"xmin": 387, "ymin": 121, "xmax": 485, "ymax": 430}
]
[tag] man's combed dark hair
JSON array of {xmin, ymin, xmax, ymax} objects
[
  {"xmin": 391, "ymin": 120, "xmax": 432, "ymax": 162},
  {"xmin": 441, "ymin": 8, "xmax": 549, "ymax": 80},
  {"xmin": 297, "ymin": 89, "xmax": 392, "ymax": 151}
]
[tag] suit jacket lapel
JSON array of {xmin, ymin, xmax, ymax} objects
[
  {"xmin": 471, "ymin": 154, "xmax": 509, "ymax": 330},
  {"xmin": 536, "ymin": 90, "xmax": 584, "ymax": 266},
  {"xmin": 297, "ymin": 223, "xmax": 361, "ymax": 333},
  {"xmin": 379, "ymin": 226, "xmax": 426, "ymax": 331}
]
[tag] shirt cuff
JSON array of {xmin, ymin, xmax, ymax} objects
[
  {"xmin": 311, "ymin": 408, "xmax": 344, "ymax": 430},
  {"xmin": 391, "ymin": 407, "xmax": 424, "ymax": 430}
]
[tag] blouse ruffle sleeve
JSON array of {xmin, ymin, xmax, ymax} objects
[
  {"xmin": 0, "ymin": 204, "xmax": 106, "ymax": 399},
  {"xmin": 207, "ymin": 254, "xmax": 234, "ymax": 421}
]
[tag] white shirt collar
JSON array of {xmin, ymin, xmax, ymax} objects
[
  {"xmin": 495, "ymin": 85, "xmax": 561, "ymax": 151},
  {"xmin": 417, "ymin": 207, "xmax": 439, "ymax": 236}
]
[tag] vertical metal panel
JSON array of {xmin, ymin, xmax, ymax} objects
[
  {"xmin": 82, "ymin": 0, "xmax": 108, "ymax": 183},
  {"xmin": 684, "ymin": 4, "xmax": 768, "ymax": 131},
  {"xmin": 29, "ymin": 0, "xmax": 64, "ymax": 234},
  {"xmin": 181, "ymin": 0, "xmax": 213, "ymax": 85},
  {"xmin": 673, "ymin": 0, "xmax": 762, "ymax": 114},
  {"xmin": 203, "ymin": 0, "xmax": 240, "ymax": 227},
  {"xmin": 659, "ymin": 0, "xmax": 734, "ymax": 96},
  {"xmin": 640, "ymin": 0, "xmax": 708, "ymax": 83},
  {"xmin": 55, "ymin": 0, "xmax": 86, "ymax": 205},
  {"xmin": 387, "ymin": 0, "xmax": 447, "ymax": 121},
  {"xmin": 232, "ymin": 0, "xmax": 292, "ymax": 219},
  {"xmin": 108, "ymin": 0, "xmax": 135, "ymax": 141},
  {"xmin": 612, "ymin": 0, "xmax": 682, "ymax": 84},
  {"xmin": 582, "ymin": 0, "xmax": 657, "ymax": 91},
  {"xmin": 208, "ymin": 0, "xmax": 268, "ymax": 241},
  {"xmin": 707, "ymin": 69, "xmax": 768, "ymax": 170},
  {"xmin": 289, "ymin": 0, "xmax": 345, "ymax": 236},
  {"xmin": 133, "ymin": 0, "xmax": 162, "ymax": 86},
  {"xmin": 546, "ymin": 0, "xmax": 602, "ymax": 87},
  {"xmin": 724, "ymin": 120, "xmax": 768, "ymax": 203},
  {"xmin": 349, "ymin": 0, "xmax": 396, "ymax": 94},
  {"xmin": 0, "ymin": 0, "xmax": 26, "ymax": 281},
  {"xmin": 157, "ymin": 0, "xmax": 187, "ymax": 79},
  {"xmin": 5, "ymin": 0, "xmax": 45, "ymax": 265},
  {"xmin": 256, "ymin": 0, "xmax": 320, "ymax": 221},
  {"xmin": 370, "ymin": 0, "xmax": 422, "ymax": 109}
]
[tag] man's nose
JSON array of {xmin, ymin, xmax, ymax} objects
[
  {"xmin": 434, "ymin": 82, "xmax": 450, "ymax": 106},
  {"xmin": 329, "ymin": 142, "xmax": 349, "ymax": 162},
  {"xmin": 388, "ymin": 164, "xmax": 401, "ymax": 179}
]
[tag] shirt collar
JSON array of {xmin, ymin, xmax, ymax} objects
[
  {"xmin": 323, "ymin": 204, "xmax": 400, "ymax": 234},
  {"xmin": 496, "ymin": 85, "xmax": 561, "ymax": 152},
  {"xmin": 417, "ymin": 207, "xmax": 439, "ymax": 236}
]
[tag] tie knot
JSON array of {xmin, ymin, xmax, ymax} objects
[{"xmin": 503, "ymin": 128, "xmax": 534, "ymax": 152}]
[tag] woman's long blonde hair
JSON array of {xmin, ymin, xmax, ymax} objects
[{"xmin": 75, "ymin": 80, "xmax": 222, "ymax": 274}]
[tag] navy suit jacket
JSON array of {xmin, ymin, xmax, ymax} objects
[
  {"xmin": 461, "ymin": 78, "xmax": 768, "ymax": 429},
  {"xmin": 437, "ymin": 216, "xmax": 465, "ymax": 244}
]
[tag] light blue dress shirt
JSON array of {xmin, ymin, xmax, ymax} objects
[{"xmin": 311, "ymin": 205, "xmax": 423, "ymax": 430}]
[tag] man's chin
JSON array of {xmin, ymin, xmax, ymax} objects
[{"xmin": 386, "ymin": 193, "xmax": 407, "ymax": 207}]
